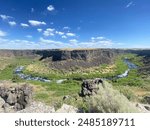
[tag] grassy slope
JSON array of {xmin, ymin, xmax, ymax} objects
[
  {"xmin": 23, "ymin": 53, "xmax": 129, "ymax": 80},
  {"xmin": 0, "ymin": 57, "xmax": 33, "ymax": 80}
]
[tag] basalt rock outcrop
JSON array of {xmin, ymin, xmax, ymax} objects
[
  {"xmin": 4, "ymin": 49, "xmax": 124, "ymax": 59},
  {"xmin": 0, "ymin": 84, "xmax": 32, "ymax": 112},
  {"xmin": 139, "ymin": 56, "xmax": 150, "ymax": 75},
  {"xmin": 0, "ymin": 50, "xmax": 37, "ymax": 57},
  {"xmin": 36, "ymin": 49, "xmax": 121, "ymax": 61},
  {"xmin": 0, "ymin": 49, "xmax": 121, "ymax": 61},
  {"xmin": 80, "ymin": 78, "xmax": 111, "ymax": 97},
  {"xmin": 144, "ymin": 96, "xmax": 150, "ymax": 104},
  {"xmin": 0, "ymin": 49, "xmax": 122, "ymax": 70}
]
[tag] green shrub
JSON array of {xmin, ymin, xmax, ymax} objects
[
  {"xmin": 113, "ymin": 86, "xmax": 137, "ymax": 101},
  {"xmin": 87, "ymin": 85, "xmax": 139, "ymax": 113}
]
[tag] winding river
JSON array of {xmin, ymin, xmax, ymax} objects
[
  {"xmin": 14, "ymin": 66, "xmax": 66, "ymax": 83},
  {"xmin": 14, "ymin": 59, "xmax": 137, "ymax": 83},
  {"xmin": 117, "ymin": 59, "xmax": 137, "ymax": 78}
]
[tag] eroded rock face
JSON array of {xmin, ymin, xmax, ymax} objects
[
  {"xmin": 80, "ymin": 78, "xmax": 109, "ymax": 97},
  {"xmin": 0, "ymin": 84, "xmax": 32, "ymax": 112},
  {"xmin": 144, "ymin": 96, "xmax": 150, "ymax": 104},
  {"xmin": 0, "ymin": 97, "xmax": 5, "ymax": 108},
  {"xmin": 0, "ymin": 49, "xmax": 122, "ymax": 70}
]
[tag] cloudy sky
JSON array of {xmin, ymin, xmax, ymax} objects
[{"xmin": 0, "ymin": 0, "xmax": 150, "ymax": 49}]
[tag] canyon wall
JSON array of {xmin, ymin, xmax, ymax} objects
[
  {"xmin": 0, "ymin": 49, "xmax": 149, "ymax": 69},
  {"xmin": 0, "ymin": 49, "xmax": 123, "ymax": 61}
]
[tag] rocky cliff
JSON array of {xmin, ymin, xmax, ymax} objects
[
  {"xmin": 0, "ymin": 49, "xmax": 121, "ymax": 69},
  {"xmin": 33, "ymin": 49, "xmax": 122, "ymax": 62},
  {"xmin": 0, "ymin": 49, "xmax": 149, "ymax": 70},
  {"xmin": 0, "ymin": 49, "xmax": 122, "ymax": 61},
  {"xmin": 0, "ymin": 50, "xmax": 36, "ymax": 57}
]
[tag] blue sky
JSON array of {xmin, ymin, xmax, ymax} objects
[{"xmin": 0, "ymin": 0, "xmax": 150, "ymax": 49}]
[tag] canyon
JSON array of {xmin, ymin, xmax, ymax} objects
[
  {"xmin": 0, "ymin": 49, "xmax": 149, "ymax": 69},
  {"xmin": 0, "ymin": 48, "xmax": 150, "ymax": 113}
]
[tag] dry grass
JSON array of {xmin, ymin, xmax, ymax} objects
[
  {"xmin": 130, "ymin": 87, "xmax": 150, "ymax": 97},
  {"xmin": 0, "ymin": 57, "xmax": 14, "ymax": 70},
  {"xmin": 100, "ymin": 64, "xmax": 116, "ymax": 74},
  {"xmin": 87, "ymin": 83, "xmax": 139, "ymax": 113},
  {"xmin": 26, "ymin": 62, "xmax": 57, "ymax": 75}
]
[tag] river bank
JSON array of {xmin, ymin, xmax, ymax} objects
[{"xmin": 13, "ymin": 58, "xmax": 138, "ymax": 84}]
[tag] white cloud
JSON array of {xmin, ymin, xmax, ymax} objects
[
  {"xmin": 56, "ymin": 31, "xmax": 64, "ymax": 35},
  {"xmin": 89, "ymin": 36, "xmax": 113, "ymax": 46},
  {"xmin": 47, "ymin": 5, "xmax": 55, "ymax": 11},
  {"xmin": 28, "ymin": 20, "xmax": 46, "ymax": 26},
  {"xmin": 37, "ymin": 28, "xmax": 42, "ymax": 32},
  {"xmin": 0, "ymin": 32, "xmax": 122, "ymax": 49},
  {"xmin": 91, "ymin": 36, "xmax": 105, "ymax": 41},
  {"xmin": 20, "ymin": 23, "xmax": 29, "ymax": 27},
  {"xmin": 40, "ymin": 37, "xmax": 63, "ymax": 45},
  {"xmin": 26, "ymin": 35, "xmax": 32, "ymax": 38},
  {"xmin": 0, "ymin": 38, "xmax": 36, "ymax": 49},
  {"xmin": 0, "ymin": 30, "xmax": 7, "ymax": 37},
  {"xmin": 8, "ymin": 21, "xmax": 16, "ymax": 26},
  {"xmin": 96, "ymin": 37, "xmax": 105, "ymax": 40},
  {"xmin": 46, "ymin": 28, "xmax": 55, "ymax": 32},
  {"xmin": 31, "ymin": 8, "xmax": 34, "ymax": 13},
  {"xmin": 62, "ymin": 35, "xmax": 67, "ymax": 39},
  {"xmin": 39, "ymin": 36, "xmax": 116, "ymax": 49},
  {"xmin": 69, "ymin": 39, "xmax": 78, "ymax": 43},
  {"xmin": 43, "ymin": 28, "xmax": 55, "ymax": 36},
  {"xmin": 91, "ymin": 37, "xmax": 95, "ymax": 40},
  {"xmin": 0, "ymin": 14, "xmax": 12, "ymax": 20},
  {"xmin": 66, "ymin": 33, "xmax": 76, "ymax": 37},
  {"xmin": 63, "ymin": 26, "xmax": 70, "ymax": 30},
  {"xmin": 97, "ymin": 40, "xmax": 113, "ymax": 46},
  {"xmin": 43, "ymin": 31, "xmax": 53, "ymax": 36},
  {"xmin": 126, "ymin": 1, "xmax": 133, "ymax": 8},
  {"xmin": 39, "ymin": 37, "xmax": 73, "ymax": 48},
  {"xmin": 0, "ymin": 37, "xmax": 68, "ymax": 49}
]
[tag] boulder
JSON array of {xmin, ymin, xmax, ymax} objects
[
  {"xmin": 0, "ymin": 84, "xmax": 32, "ymax": 111},
  {"xmin": 136, "ymin": 103, "xmax": 150, "ymax": 112},
  {"xmin": 80, "ymin": 78, "xmax": 108, "ymax": 97},
  {"xmin": 14, "ymin": 103, "xmax": 23, "ymax": 111},
  {"xmin": 6, "ymin": 93, "xmax": 17, "ymax": 105},
  {"xmin": 0, "ymin": 97, "xmax": 5, "ymax": 108},
  {"xmin": 3, "ymin": 103, "xmax": 15, "ymax": 113},
  {"xmin": 0, "ymin": 87, "xmax": 8, "ymax": 99},
  {"xmin": 63, "ymin": 95, "xmax": 70, "ymax": 100},
  {"xmin": 22, "ymin": 84, "xmax": 32, "ymax": 96},
  {"xmin": 144, "ymin": 105, "xmax": 150, "ymax": 111},
  {"xmin": 144, "ymin": 96, "xmax": 150, "ymax": 104}
]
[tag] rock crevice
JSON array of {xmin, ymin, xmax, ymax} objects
[{"xmin": 0, "ymin": 84, "xmax": 32, "ymax": 112}]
